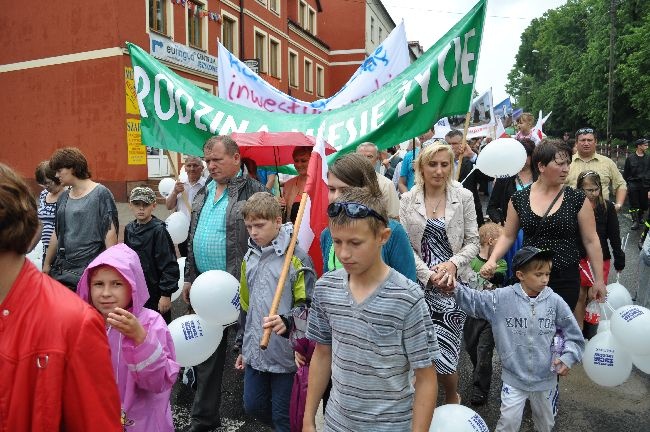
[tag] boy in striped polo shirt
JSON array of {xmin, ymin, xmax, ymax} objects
[{"xmin": 304, "ymin": 187, "xmax": 439, "ymax": 432}]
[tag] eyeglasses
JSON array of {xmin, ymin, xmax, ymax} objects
[
  {"xmin": 576, "ymin": 128, "xmax": 594, "ymax": 136},
  {"xmin": 327, "ymin": 202, "xmax": 387, "ymax": 225}
]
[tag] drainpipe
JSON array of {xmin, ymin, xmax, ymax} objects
[{"xmin": 239, "ymin": 0, "xmax": 245, "ymax": 59}]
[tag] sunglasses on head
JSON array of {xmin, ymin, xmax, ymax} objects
[
  {"xmin": 327, "ymin": 202, "xmax": 387, "ymax": 225},
  {"xmin": 578, "ymin": 170, "xmax": 598, "ymax": 180},
  {"xmin": 576, "ymin": 128, "xmax": 594, "ymax": 136}
]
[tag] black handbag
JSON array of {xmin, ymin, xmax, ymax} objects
[{"xmin": 49, "ymin": 191, "xmax": 84, "ymax": 290}]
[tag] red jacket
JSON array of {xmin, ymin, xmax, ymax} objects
[{"xmin": 0, "ymin": 260, "xmax": 122, "ymax": 431}]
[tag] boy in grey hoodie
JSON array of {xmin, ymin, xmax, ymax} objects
[{"xmin": 451, "ymin": 246, "xmax": 585, "ymax": 432}]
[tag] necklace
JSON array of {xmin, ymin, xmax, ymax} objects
[{"xmin": 431, "ymin": 197, "xmax": 444, "ymax": 214}]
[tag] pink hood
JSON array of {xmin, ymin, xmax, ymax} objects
[
  {"xmin": 77, "ymin": 244, "xmax": 179, "ymax": 432},
  {"xmin": 77, "ymin": 243, "xmax": 149, "ymax": 315}
]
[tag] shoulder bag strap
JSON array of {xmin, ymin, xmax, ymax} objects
[
  {"xmin": 529, "ymin": 186, "xmax": 565, "ymax": 243},
  {"xmin": 56, "ymin": 190, "xmax": 70, "ymax": 253}
]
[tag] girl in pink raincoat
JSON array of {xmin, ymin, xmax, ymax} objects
[{"xmin": 77, "ymin": 243, "xmax": 180, "ymax": 431}]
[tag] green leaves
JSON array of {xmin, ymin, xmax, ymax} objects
[{"xmin": 507, "ymin": 0, "xmax": 650, "ymax": 136}]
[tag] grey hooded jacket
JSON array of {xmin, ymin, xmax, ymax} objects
[
  {"xmin": 238, "ymin": 224, "xmax": 315, "ymax": 373},
  {"xmin": 455, "ymin": 283, "xmax": 585, "ymax": 392}
]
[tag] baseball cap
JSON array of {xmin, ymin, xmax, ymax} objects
[
  {"xmin": 129, "ymin": 186, "xmax": 156, "ymax": 204},
  {"xmin": 635, "ymin": 138, "xmax": 649, "ymax": 146},
  {"xmin": 512, "ymin": 246, "xmax": 554, "ymax": 271}
]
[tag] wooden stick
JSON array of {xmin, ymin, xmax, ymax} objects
[
  {"xmin": 175, "ymin": 172, "xmax": 192, "ymax": 210},
  {"xmin": 260, "ymin": 191, "xmax": 309, "ymax": 349},
  {"xmin": 456, "ymin": 112, "xmax": 472, "ymax": 181}
]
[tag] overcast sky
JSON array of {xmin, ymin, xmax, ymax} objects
[{"xmin": 383, "ymin": 0, "xmax": 567, "ymax": 104}]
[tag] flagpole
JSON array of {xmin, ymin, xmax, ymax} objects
[
  {"xmin": 260, "ymin": 191, "xmax": 309, "ymax": 349},
  {"xmin": 456, "ymin": 112, "xmax": 472, "ymax": 181}
]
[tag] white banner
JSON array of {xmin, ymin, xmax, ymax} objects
[
  {"xmin": 217, "ymin": 21, "xmax": 410, "ymax": 114},
  {"xmin": 149, "ymin": 33, "xmax": 218, "ymax": 78}
]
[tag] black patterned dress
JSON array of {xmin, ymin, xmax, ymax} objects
[{"xmin": 421, "ymin": 217, "xmax": 467, "ymax": 374}]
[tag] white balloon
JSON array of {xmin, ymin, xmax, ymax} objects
[
  {"xmin": 632, "ymin": 353, "xmax": 650, "ymax": 374},
  {"xmin": 158, "ymin": 177, "xmax": 176, "ymax": 198},
  {"xmin": 605, "ymin": 282, "xmax": 633, "ymax": 311},
  {"xmin": 190, "ymin": 270, "xmax": 240, "ymax": 326},
  {"xmin": 429, "ymin": 404, "xmax": 488, "ymax": 432},
  {"xmin": 165, "ymin": 212, "xmax": 190, "ymax": 244},
  {"xmin": 583, "ymin": 331, "xmax": 632, "ymax": 387},
  {"xmin": 168, "ymin": 314, "xmax": 223, "ymax": 367},
  {"xmin": 475, "ymin": 138, "xmax": 527, "ymax": 178},
  {"xmin": 172, "ymin": 257, "xmax": 186, "ymax": 302},
  {"xmin": 26, "ymin": 240, "xmax": 43, "ymax": 271},
  {"xmin": 597, "ymin": 320, "xmax": 610, "ymax": 334},
  {"xmin": 610, "ymin": 305, "xmax": 650, "ymax": 356}
]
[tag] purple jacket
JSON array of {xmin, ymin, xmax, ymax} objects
[{"xmin": 77, "ymin": 244, "xmax": 180, "ymax": 432}]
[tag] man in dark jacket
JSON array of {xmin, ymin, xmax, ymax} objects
[
  {"xmin": 182, "ymin": 135, "xmax": 266, "ymax": 432},
  {"xmin": 447, "ymin": 129, "xmax": 485, "ymax": 227},
  {"xmin": 124, "ymin": 186, "xmax": 179, "ymax": 323},
  {"xmin": 623, "ymin": 138, "xmax": 649, "ymax": 230}
]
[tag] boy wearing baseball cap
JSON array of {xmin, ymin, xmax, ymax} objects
[
  {"xmin": 447, "ymin": 246, "xmax": 585, "ymax": 432},
  {"xmin": 124, "ymin": 186, "xmax": 180, "ymax": 323}
]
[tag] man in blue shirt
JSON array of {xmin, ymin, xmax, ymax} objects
[{"xmin": 182, "ymin": 135, "xmax": 266, "ymax": 432}]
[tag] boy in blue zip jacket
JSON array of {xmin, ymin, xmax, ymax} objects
[
  {"xmin": 449, "ymin": 246, "xmax": 585, "ymax": 432},
  {"xmin": 234, "ymin": 192, "xmax": 314, "ymax": 432}
]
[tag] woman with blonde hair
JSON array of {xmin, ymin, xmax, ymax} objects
[{"xmin": 400, "ymin": 142, "xmax": 479, "ymax": 404}]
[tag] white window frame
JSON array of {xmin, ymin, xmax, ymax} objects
[
  {"xmin": 307, "ymin": 7, "xmax": 316, "ymax": 35},
  {"xmin": 288, "ymin": 49, "xmax": 299, "ymax": 88},
  {"xmin": 316, "ymin": 64, "xmax": 324, "ymax": 97},
  {"xmin": 220, "ymin": 10, "xmax": 240, "ymax": 57},
  {"xmin": 146, "ymin": 0, "xmax": 174, "ymax": 38},
  {"xmin": 256, "ymin": 0, "xmax": 268, "ymax": 6},
  {"xmin": 269, "ymin": 0, "xmax": 280, "ymax": 15},
  {"xmin": 187, "ymin": 0, "xmax": 208, "ymax": 50},
  {"xmin": 298, "ymin": 1, "xmax": 307, "ymax": 27},
  {"xmin": 254, "ymin": 27, "xmax": 269, "ymax": 74},
  {"xmin": 304, "ymin": 58, "xmax": 313, "ymax": 94},
  {"xmin": 269, "ymin": 36, "xmax": 282, "ymax": 79}
]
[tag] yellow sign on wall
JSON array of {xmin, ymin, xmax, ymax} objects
[
  {"xmin": 127, "ymin": 119, "xmax": 146, "ymax": 165},
  {"xmin": 125, "ymin": 67, "xmax": 140, "ymax": 115}
]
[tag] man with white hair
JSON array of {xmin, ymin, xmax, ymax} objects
[
  {"xmin": 166, "ymin": 155, "xmax": 207, "ymax": 256},
  {"xmin": 357, "ymin": 142, "xmax": 400, "ymax": 219}
]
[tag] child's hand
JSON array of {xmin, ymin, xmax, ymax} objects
[
  {"xmin": 182, "ymin": 282, "xmax": 192, "ymax": 304},
  {"xmin": 553, "ymin": 359, "xmax": 569, "ymax": 376},
  {"xmin": 479, "ymin": 261, "xmax": 497, "ymax": 279},
  {"xmin": 263, "ymin": 314, "xmax": 287, "ymax": 335},
  {"xmin": 107, "ymin": 308, "xmax": 147, "ymax": 345},
  {"xmin": 295, "ymin": 351, "xmax": 307, "ymax": 368},
  {"xmin": 235, "ymin": 354, "xmax": 245, "ymax": 371},
  {"xmin": 158, "ymin": 296, "xmax": 171, "ymax": 314}
]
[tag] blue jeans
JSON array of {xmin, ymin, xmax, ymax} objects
[{"xmin": 243, "ymin": 365, "xmax": 294, "ymax": 432}]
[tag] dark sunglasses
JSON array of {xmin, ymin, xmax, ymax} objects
[
  {"xmin": 327, "ymin": 202, "xmax": 388, "ymax": 225},
  {"xmin": 576, "ymin": 128, "xmax": 594, "ymax": 136}
]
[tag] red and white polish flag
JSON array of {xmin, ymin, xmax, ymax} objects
[{"xmin": 297, "ymin": 134, "xmax": 329, "ymax": 276}]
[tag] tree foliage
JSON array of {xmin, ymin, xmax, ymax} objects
[{"xmin": 506, "ymin": 0, "xmax": 650, "ymax": 139}]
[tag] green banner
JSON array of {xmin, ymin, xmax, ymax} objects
[{"xmin": 128, "ymin": 0, "xmax": 485, "ymax": 161}]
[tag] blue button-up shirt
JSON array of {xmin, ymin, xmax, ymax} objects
[{"xmin": 193, "ymin": 180, "xmax": 229, "ymax": 273}]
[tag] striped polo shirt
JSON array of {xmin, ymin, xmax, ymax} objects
[{"xmin": 307, "ymin": 268, "xmax": 439, "ymax": 431}]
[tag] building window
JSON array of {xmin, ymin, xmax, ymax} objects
[
  {"xmin": 379, "ymin": 27, "xmax": 383, "ymax": 42},
  {"xmin": 370, "ymin": 16, "xmax": 375, "ymax": 42},
  {"xmin": 308, "ymin": 8, "xmax": 316, "ymax": 34},
  {"xmin": 149, "ymin": 0, "xmax": 168, "ymax": 34},
  {"xmin": 269, "ymin": 0, "xmax": 279, "ymax": 14},
  {"xmin": 289, "ymin": 51, "xmax": 298, "ymax": 88},
  {"xmin": 304, "ymin": 58, "xmax": 313, "ymax": 93},
  {"xmin": 221, "ymin": 13, "xmax": 239, "ymax": 56},
  {"xmin": 256, "ymin": 0, "xmax": 267, "ymax": 5},
  {"xmin": 269, "ymin": 38, "xmax": 281, "ymax": 78},
  {"xmin": 316, "ymin": 65, "xmax": 324, "ymax": 97},
  {"xmin": 187, "ymin": 1, "xmax": 205, "ymax": 49},
  {"xmin": 254, "ymin": 30, "xmax": 268, "ymax": 73},
  {"xmin": 298, "ymin": 1, "xmax": 306, "ymax": 27}
]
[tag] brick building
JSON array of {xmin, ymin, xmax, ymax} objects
[{"xmin": 1, "ymin": 0, "xmax": 399, "ymax": 200}]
